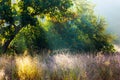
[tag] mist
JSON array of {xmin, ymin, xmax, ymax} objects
[{"xmin": 92, "ymin": 0, "xmax": 120, "ymax": 36}]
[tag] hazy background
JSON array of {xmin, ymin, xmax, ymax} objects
[{"xmin": 92, "ymin": 0, "xmax": 120, "ymax": 37}]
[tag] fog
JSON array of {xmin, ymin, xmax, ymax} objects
[{"xmin": 92, "ymin": 0, "xmax": 120, "ymax": 36}]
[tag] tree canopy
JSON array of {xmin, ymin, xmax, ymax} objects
[
  {"xmin": 0, "ymin": 0, "xmax": 115, "ymax": 54},
  {"xmin": 0, "ymin": 0, "xmax": 73, "ymax": 53}
]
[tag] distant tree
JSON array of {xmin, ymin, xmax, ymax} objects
[{"xmin": 0, "ymin": 0, "xmax": 73, "ymax": 53}]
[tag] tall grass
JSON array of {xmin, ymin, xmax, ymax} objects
[{"xmin": 0, "ymin": 51, "xmax": 120, "ymax": 80}]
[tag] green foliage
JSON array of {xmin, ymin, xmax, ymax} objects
[
  {"xmin": 45, "ymin": 17, "xmax": 115, "ymax": 52},
  {"xmin": 0, "ymin": 0, "xmax": 115, "ymax": 53},
  {"xmin": 29, "ymin": 0, "xmax": 115, "ymax": 53},
  {"xmin": 0, "ymin": 0, "xmax": 73, "ymax": 53}
]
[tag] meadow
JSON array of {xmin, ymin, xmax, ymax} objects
[
  {"xmin": 0, "ymin": 0, "xmax": 120, "ymax": 80},
  {"xmin": 0, "ymin": 50, "xmax": 120, "ymax": 80}
]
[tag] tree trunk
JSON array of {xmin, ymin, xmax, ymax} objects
[
  {"xmin": 2, "ymin": 35, "xmax": 15, "ymax": 53},
  {"xmin": 2, "ymin": 25, "xmax": 22, "ymax": 53}
]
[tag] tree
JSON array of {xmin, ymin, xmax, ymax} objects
[
  {"xmin": 44, "ymin": 0, "xmax": 115, "ymax": 53},
  {"xmin": 0, "ymin": 0, "xmax": 115, "ymax": 54},
  {"xmin": 0, "ymin": 0, "xmax": 73, "ymax": 53}
]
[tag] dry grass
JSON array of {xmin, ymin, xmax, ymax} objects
[
  {"xmin": 15, "ymin": 55, "xmax": 43, "ymax": 80},
  {"xmin": 0, "ymin": 51, "xmax": 120, "ymax": 80}
]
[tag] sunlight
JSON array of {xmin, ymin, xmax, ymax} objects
[
  {"xmin": 11, "ymin": 0, "xmax": 20, "ymax": 4},
  {"xmin": 114, "ymin": 45, "xmax": 120, "ymax": 52},
  {"xmin": 54, "ymin": 54, "xmax": 74, "ymax": 69},
  {"xmin": 0, "ymin": 0, "xmax": 120, "ymax": 79},
  {"xmin": 15, "ymin": 55, "xmax": 42, "ymax": 80},
  {"xmin": 0, "ymin": 69, "xmax": 5, "ymax": 80}
]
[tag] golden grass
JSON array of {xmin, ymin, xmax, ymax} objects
[
  {"xmin": 0, "ymin": 69, "xmax": 5, "ymax": 80},
  {"xmin": 15, "ymin": 55, "xmax": 43, "ymax": 80},
  {"xmin": 0, "ymin": 51, "xmax": 120, "ymax": 80}
]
